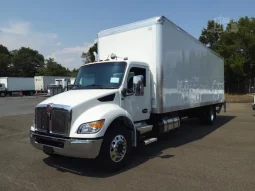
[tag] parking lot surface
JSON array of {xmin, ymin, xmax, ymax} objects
[
  {"xmin": 0, "ymin": 96, "xmax": 46, "ymax": 117},
  {"xmin": 0, "ymin": 97, "xmax": 255, "ymax": 191}
]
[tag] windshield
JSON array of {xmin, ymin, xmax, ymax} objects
[{"xmin": 73, "ymin": 62, "xmax": 127, "ymax": 89}]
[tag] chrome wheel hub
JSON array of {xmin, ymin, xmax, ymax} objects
[
  {"xmin": 110, "ymin": 135, "xmax": 127, "ymax": 163},
  {"xmin": 210, "ymin": 110, "xmax": 214, "ymax": 121}
]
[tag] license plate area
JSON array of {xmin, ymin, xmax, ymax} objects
[{"xmin": 35, "ymin": 135, "xmax": 65, "ymax": 148}]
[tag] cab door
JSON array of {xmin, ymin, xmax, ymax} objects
[{"xmin": 121, "ymin": 65, "xmax": 151, "ymax": 122}]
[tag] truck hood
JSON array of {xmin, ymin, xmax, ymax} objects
[{"xmin": 38, "ymin": 89, "xmax": 119, "ymax": 107}]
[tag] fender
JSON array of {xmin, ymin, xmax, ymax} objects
[{"xmin": 69, "ymin": 103, "xmax": 137, "ymax": 146}]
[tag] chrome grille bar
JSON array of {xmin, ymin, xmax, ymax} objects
[{"xmin": 35, "ymin": 104, "xmax": 72, "ymax": 136}]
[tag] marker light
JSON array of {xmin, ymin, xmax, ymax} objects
[{"xmin": 110, "ymin": 53, "xmax": 117, "ymax": 59}]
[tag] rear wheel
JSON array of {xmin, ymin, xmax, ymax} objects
[
  {"xmin": 97, "ymin": 124, "xmax": 132, "ymax": 172},
  {"xmin": 0, "ymin": 92, "xmax": 6, "ymax": 97},
  {"xmin": 200, "ymin": 106, "xmax": 216, "ymax": 125}
]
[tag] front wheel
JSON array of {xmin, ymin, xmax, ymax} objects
[{"xmin": 97, "ymin": 125, "xmax": 132, "ymax": 172}]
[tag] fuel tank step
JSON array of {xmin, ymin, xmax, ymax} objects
[{"xmin": 144, "ymin": 137, "xmax": 157, "ymax": 145}]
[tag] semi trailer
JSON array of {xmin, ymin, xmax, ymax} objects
[
  {"xmin": 30, "ymin": 16, "xmax": 225, "ymax": 172},
  {"xmin": 0, "ymin": 77, "xmax": 35, "ymax": 97},
  {"xmin": 34, "ymin": 76, "xmax": 71, "ymax": 93}
]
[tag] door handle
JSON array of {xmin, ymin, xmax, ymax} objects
[{"xmin": 142, "ymin": 109, "xmax": 148, "ymax": 113}]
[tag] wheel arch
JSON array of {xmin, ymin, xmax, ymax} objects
[{"xmin": 105, "ymin": 115, "xmax": 137, "ymax": 147}]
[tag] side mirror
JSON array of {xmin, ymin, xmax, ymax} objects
[
  {"xmin": 133, "ymin": 75, "xmax": 144, "ymax": 96},
  {"xmin": 123, "ymin": 75, "xmax": 144, "ymax": 97},
  {"xmin": 121, "ymin": 88, "xmax": 127, "ymax": 97}
]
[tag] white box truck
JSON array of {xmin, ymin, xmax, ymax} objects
[
  {"xmin": 0, "ymin": 77, "xmax": 35, "ymax": 97},
  {"xmin": 70, "ymin": 77, "xmax": 76, "ymax": 85},
  {"xmin": 34, "ymin": 76, "xmax": 71, "ymax": 92},
  {"xmin": 30, "ymin": 16, "xmax": 225, "ymax": 172},
  {"xmin": 47, "ymin": 78, "xmax": 74, "ymax": 96}
]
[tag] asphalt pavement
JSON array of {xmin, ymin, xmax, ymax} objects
[
  {"xmin": 0, "ymin": 97, "xmax": 255, "ymax": 191},
  {"xmin": 0, "ymin": 96, "xmax": 46, "ymax": 117}
]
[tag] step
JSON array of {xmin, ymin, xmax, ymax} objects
[
  {"xmin": 144, "ymin": 137, "xmax": 157, "ymax": 145},
  {"xmin": 137, "ymin": 125, "xmax": 153, "ymax": 134}
]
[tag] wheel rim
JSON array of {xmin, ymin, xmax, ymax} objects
[
  {"xmin": 109, "ymin": 135, "xmax": 127, "ymax": 163},
  {"xmin": 210, "ymin": 109, "xmax": 214, "ymax": 121},
  {"xmin": 1, "ymin": 93, "xmax": 5, "ymax": 97}
]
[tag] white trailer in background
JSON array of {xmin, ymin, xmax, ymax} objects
[
  {"xmin": 70, "ymin": 77, "xmax": 76, "ymax": 85},
  {"xmin": 0, "ymin": 77, "xmax": 35, "ymax": 97},
  {"xmin": 47, "ymin": 78, "xmax": 74, "ymax": 96},
  {"xmin": 30, "ymin": 16, "xmax": 225, "ymax": 172},
  {"xmin": 34, "ymin": 76, "xmax": 71, "ymax": 92}
]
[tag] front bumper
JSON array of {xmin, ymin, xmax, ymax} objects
[{"xmin": 30, "ymin": 131, "xmax": 103, "ymax": 159}]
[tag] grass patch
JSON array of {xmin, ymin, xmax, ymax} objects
[{"xmin": 225, "ymin": 93, "xmax": 254, "ymax": 103}]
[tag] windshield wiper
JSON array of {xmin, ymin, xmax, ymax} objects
[
  {"xmin": 84, "ymin": 84, "xmax": 104, "ymax": 89},
  {"xmin": 73, "ymin": 84, "xmax": 83, "ymax": 89},
  {"xmin": 102, "ymin": 87, "xmax": 117, "ymax": 89}
]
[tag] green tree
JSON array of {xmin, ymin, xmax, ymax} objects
[
  {"xmin": 11, "ymin": 47, "xmax": 44, "ymax": 77},
  {"xmin": 39, "ymin": 58, "xmax": 71, "ymax": 76},
  {"xmin": 81, "ymin": 43, "xmax": 97, "ymax": 64},
  {"xmin": 69, "ymin": 68, "xmax": 79, "ymax": 77},
  {"xmin": 0, "ymin": 45, "xmax": 11, "ymax": 77},
  {"xmin": 199, "ymin": 20, "xmax": 223, "ymax": 51},
  {"xmin": 0, "ymin": 44, "xmax": 10, "ymax": 55},
  {"xmin": 199, "ymin": 17, "xmax": 255, "ymax": 93}
]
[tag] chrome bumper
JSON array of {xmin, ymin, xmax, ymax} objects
[{"xmin": 30, "ymin": 131, "xmax": 103, "ymax": 159}]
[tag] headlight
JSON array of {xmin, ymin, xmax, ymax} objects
[
  {"xmin": 77, "ymin": 119, "xmax": 105, "ymax": 134},
  {"xmin": 31, "ymin": 118, "xmax": 35, "ymax": 131}
]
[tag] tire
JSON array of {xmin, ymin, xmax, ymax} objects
[
  {"xmin": 0, "ymin": 92, "xmax": 6, "ymax": 97},
  {"xmin": 97, "ymin": 124, "xmax": 132, "ymax": 172},
  {"xmin": 200, "ymin": 106, "xmax": 216, "ymax": 125}
]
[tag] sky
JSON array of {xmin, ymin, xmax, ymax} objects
[{"xmin": 0, "ymin": 0, "xmax": 254, "ymax": 70}]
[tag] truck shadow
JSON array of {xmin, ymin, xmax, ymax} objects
[{"xmin": 43, "ymin": 115, "xmax": 235, "ymax": 177}]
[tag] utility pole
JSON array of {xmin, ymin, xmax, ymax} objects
[{"xmin": 249, "ymin": 62, "xmax": 255, "ymax": 93}]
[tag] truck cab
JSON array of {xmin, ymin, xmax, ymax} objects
[
  {"xmin": 30, "ymin": 58, "xmax": 153, "ymax": 171},
  {"xmin": 0, "ymin": 83, "xmax": 6, "ymax": 97}
]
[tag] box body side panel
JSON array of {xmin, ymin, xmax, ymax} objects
[
  {"xmin": 157, "ymin": 21, "xmax": 224, "ymax": 113},
  {"xmin": 4, "ymin": 77, "xmax": 34, "ymax": 91}
]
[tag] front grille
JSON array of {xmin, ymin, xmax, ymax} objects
[
  {"xmin": 35, "ymin": 108, "xmax": 48, "ymax": 133},
  {"xmin": 51, "ymin": 108, "xmax": 70, "ymax": 135},
  {"xmin": 35, "ymin": 105, "xmax": 71, "ymax": 136}
]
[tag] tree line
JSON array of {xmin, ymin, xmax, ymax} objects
[
  {"xmin": 0, "ymin": 45, "xmax": 79, "ymax": 77},
  {"xmin": 199, "ymin": 16, "xmax": 255, "ymax": 93}
]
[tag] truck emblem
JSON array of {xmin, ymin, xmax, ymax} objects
[
  {"xmin": 46, "ymin": 103, "xmax": 53, "ymax": 116},
  {"xmin": 46, "ymin": 103, "xmax": 53, "ymax": 133}
]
